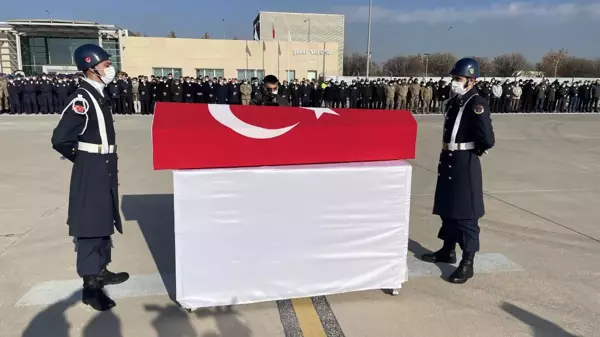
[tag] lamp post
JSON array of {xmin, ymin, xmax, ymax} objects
[
  {"xmin": 423, "ymin": 53, "xmax": 430, "ymax": 78},
  {"xmin": 366, "ymin": 0, "xmax": 372, "ymax": 78}
]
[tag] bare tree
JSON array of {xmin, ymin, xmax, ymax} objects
[
  {"xmin": 427, "ymin": 53, "xmax": 457, "ymax": 76},
  {"xmin": 168, "ymin": 31, "xmax": 176, "ymax": 38},
  {"xmin": 201, "ymin": 32, "xmax": 211, "ymax": 39},
  {"xmin": 382, "ymin": 56, "xmax": 409, "ymax": 77},
  {"xmin": 492, "ymin": 53, "xmax": 528, "ymax": 77},
  {"xmin": 536, "ymin": 49, "xmax": 568, "ymax": 77},
  {"xmin": 472, "ymin": 57, "xmax": 495, "ymax": 77},
  {"xmin": 343, "ymin": 53, "xmax": 380, "ymax": 76}
]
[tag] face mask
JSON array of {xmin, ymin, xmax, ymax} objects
[
  {"xmin": 451, "ymin": 81, "xmax": 468, "ymax": 96},
  {"xmin": 42, "ymin": 77, "xmax": 47, "ymax": 80},
  {"xmin": 101, "ymin": 66, "xmax": 116, "ymax": 84}
]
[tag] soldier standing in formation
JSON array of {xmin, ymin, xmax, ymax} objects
[
  {"xmin": 421, "ymin": 58, "xmax": 495, "ymax": 284},
  {"xmin": 51, "ymin": 44, "xmax": 129, "ymax": 311}
]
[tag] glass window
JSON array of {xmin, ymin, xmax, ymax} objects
[
  {"xmin": 307, "ymin": 71, "xmax": 317, "ymax": 80},
  {"xmin": 286, "ymin": 70, "xmax": 296, "ymax": 81},
  {"xmin": 236, "ymin": 69, "xmax": 248, "ymax": 80},
  {"xmin": 153, "ymin": 68, "xmax": 182, "ymax": 78},
  {"xmin": 196, "ymin": 69, "xmax": 224, "ymax": 78},
  {"xmin": 236, "ymin": 69, "xmax": 265, "ymax": 80}
]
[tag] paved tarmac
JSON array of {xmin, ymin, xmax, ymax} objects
[{"xmin": 0, "ymin": 113, "xmax": 598, "ymax": 337}]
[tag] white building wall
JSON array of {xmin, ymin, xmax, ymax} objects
[{"xmin": 258, "ymin": 12, "xmax": 345, "ymax": 76}]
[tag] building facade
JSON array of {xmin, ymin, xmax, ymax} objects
[
  {"xmin": 253, "ymin": 11, "xmax": 345, "ymax": 76},
  {"xmin": 0, "ymin": 13, "xmax": 344, "ymax": 80},
  {"xmin": 121, "ymin": 37, "xmax": 339, "ymax": 80},
  {"xmin": 0, "ymin": 19, "xmax": 126, "ymax": 75}
]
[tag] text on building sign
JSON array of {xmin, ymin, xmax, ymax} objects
[{"xmin": 293, "ymin": 49, "xmax": 332, "ymax": 56}]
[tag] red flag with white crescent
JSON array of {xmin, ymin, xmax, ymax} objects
[{"xmin": 152, "ymin": 104, "xmax": 417, "ymax": 170}]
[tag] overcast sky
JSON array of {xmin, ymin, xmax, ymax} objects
[{"xmin": 2, "ymin": 0, "xmax": 599, "ymax": 62}]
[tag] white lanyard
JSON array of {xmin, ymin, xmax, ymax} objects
[
  {"xmin": 80, "ymin": 88, "xmax": 110, "ymax": 154},
  {"xmin": 449, "ymin": 94, "xmax": 478, "ymax": 146}
]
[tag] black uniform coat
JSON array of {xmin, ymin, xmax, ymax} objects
[
  {"xmin": 433, "ymin": 87, "xmax": 495, "ymax": 220},
  {"xmin": 51, "ymin": 79, "xmax": 122, "ymax": 238}
]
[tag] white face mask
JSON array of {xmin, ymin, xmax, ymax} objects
[
  {"xmin": 451, "ymin": 80, "xmax": 469, "ymax": 96},
  {"xmin": 100, "ymin": 66, "xmax": 116, "ymax": 84}
]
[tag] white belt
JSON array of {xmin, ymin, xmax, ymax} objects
[
  {"xmin": 78, "ymin": 141, "xmax": 116, "ymax": 154},
  {"xmin": 443, "ymin": 142, "xmax": 475, "ymax": 151}
]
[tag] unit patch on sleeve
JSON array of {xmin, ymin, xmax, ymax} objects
[{"xmin": 474, "ymin": 105, "xmax": 484, "ymax": 115}]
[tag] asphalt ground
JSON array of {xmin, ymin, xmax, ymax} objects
[{"xmin": 0, "ymin": 113, "xmax": 598, "ymax": 337}]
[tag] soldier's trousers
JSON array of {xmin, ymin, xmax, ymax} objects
[
  {"xmin": 410, "ymin": 98, "xmax": 419, "ymax": 111},
  {"xmin": 39, "ymin": 93, "xmax": 53, "ymax": 114},
  {"xmin": 23, "ymin": 94, "xmax": 38, "ymax": 114},
  {"xmin": 76, "ymin": 236, "xmax": 112, "ymax": 277},
  {"xmin": 120, "ymin": 96, "xmax": 129, "ymax": 114},
  {"xmin": 422, "ymin": 100, "xmax": 432, "ymax": 113},
  {"xmin": 438, "ymin": 217, "xmax": 480, "ymax": 253},
  {"xmin": 0, "ymin": 89, "xmax": 8, "ymax": 110},
  {"xmin": 385, "ymin": 98, "xmax": 394, "ymax": 109},
  {"xmin": 396, "ymin": 98, "xmax": 406, "ymax": 110},
  {"xmin": 111, "ymin": 98, "xmax": 119, "ymax": 114},
  {"xmin": 55, "ymin": 95, "xmax": 68, "ymax": 114},
  {"xmin": 8, "ymin": 95, "xmax": 21, "ymax": 114},
  {"xmin": 141, "ymin": 99, "xmax": 150, "ymax": 114}
]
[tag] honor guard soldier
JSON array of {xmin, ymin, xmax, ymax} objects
[
  {"xmin": 422, "ymin": 58, "xmax": 495, "ymax": 284},
  {"xmin": 51, "ymin": 44, "xmax": 129, "ymax": 311}
]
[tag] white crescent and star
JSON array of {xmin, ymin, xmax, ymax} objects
[{"xmin": 206, "ymin": 104, "xmax": 338, "ymax": 139}]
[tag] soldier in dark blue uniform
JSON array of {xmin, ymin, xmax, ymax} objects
[
  {"xmin": 51, "ymin": 44, "xmax": 129, "ymax": 311},
  {"xmin": 422, "ymin": 58, "xmax": 495, "ymax": 284},
  {"xmin": 7, "ymin": 75, "xmax": 23, "ymax": 114}
]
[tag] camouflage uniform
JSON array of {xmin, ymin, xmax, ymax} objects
[
  {"xmin": 240, "ymin": 83, "xmax": 252, "ymax": 105},
  {"xmin": 420, "ymin": 85, "xmax": 433, "ymax": 114},
  {"xmin": 385, "ymin": 83, "xmax": 396, "ymax": 109},
  {"xmin": 0, "ymin": 77, "xmax": 8, "ymax": 111},
  {"xmin": 409, "ymin": 82, "xmax": 421, "ymax": 111},
  {"xmin": 396, "ymin": 82, "xmax": 408, "ymax": 109}
]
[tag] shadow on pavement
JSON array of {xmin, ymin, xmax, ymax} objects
[
  {"xmin": 82, "ymin": 311, "xmax": 123, "ymax": 337},
  {"xmin": 21, "ymin": 291, "xmax": 80, "ymax": 337},
  {"xmin": 146, "ymin": 304, "xmax": 198, "ymax": 337},
  {"xmin": 501, "ymin": 302, "xmax": 579, "ymax": 337},
  {"xmin": 121, "ymin": 194, "xmax": 176, "ymax": 302},
  {"xmin": 145, "ymin": 304, "xmax": 253, "ymax": 337},
  {"xmin": 408, "ymin": 239, "xmax": 456, "ymax": 279},
  {"xmin": 196, "ymin": 306, "xmax": 252, "ymax": 337}
]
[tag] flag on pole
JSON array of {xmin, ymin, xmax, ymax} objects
[
  {"xmin": 246, "ymin": 40, "xmax": 252, "ymax": 56},
  {"xmin": 263, "ymin": 40, "xmax": 266, "ymax": 51},
  {"xmin": 253, "ymin": 22, "xmax": 259, "ymax": 41},
  {"xmin": 288, "ymin": 29, "xmax": 292, "ymax": 43},
  {"xmin": 272, "ymin": 22, "xmax": 276, "ymax": 39},
  {"xmin": 278, "ymin": 41, "xmax": 282, "ymax": 56}
]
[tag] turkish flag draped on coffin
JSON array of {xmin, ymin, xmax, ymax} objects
[{"xmin": 151, "ymin": 103, "xmax": 417, "ymax": 170}]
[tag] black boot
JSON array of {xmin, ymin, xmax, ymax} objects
[
  {"xmin": 97, "ymin": 267, "xmax": 130, "ymax": 286},
  {"xmin": 82, "ymin": 276, "xmax": 116, "ymax": 311},
  {"xmin": 421, "ymin": 249, "xmax": 457, "ymax": 263},
  {"xmin": 448, "ymin": 258, "xmax": 474, "ymax": 284}
]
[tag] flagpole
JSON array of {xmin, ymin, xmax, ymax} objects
[
  {"xmin": 366, "ymin": 0, "xmax": 372, "ymax": 78},
  {"xmin": 287, "ymin": 30, "xmax": 291, "ymax": 82},
  {"xmin": 246, "ymin": 40, "xmax": 249, "ymax": 71},
  {"xmin": 278, "ymin": 41, "xmax": 281, "ymax": 80}
]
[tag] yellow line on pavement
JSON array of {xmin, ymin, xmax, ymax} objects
[{"xmin": 291, "ymin": 297, "xmax": 327, "ymax": 337}]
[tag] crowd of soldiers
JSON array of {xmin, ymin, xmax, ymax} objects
[
  {"xmin": 477, "ymin": 78, "xmax": 600, "ymax": 113},
  {"xmin": 1, "ymin": 72, "xmax": 599, "ymax": 114}
]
